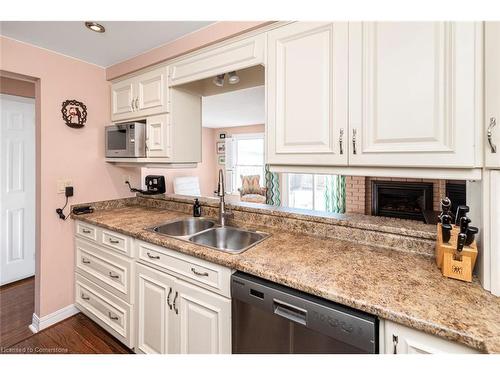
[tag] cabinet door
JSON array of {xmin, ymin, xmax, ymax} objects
[
  {"xmin": 136, "ymin": 66, "xmax": 169, "ymax": 114},
  {"xmin": 384, "ymin": 320, "xmax": 478, "ymax": 354},
  {"xmin": 146, "ymin": 114, "xmax": 170, "ymax": 158},
  {"xmin": 349, "ymin": 22, "xmax": 479, "ymax": 168},
  {"xmin": 135, "ymin": 263, "xmax": 176, "ymax": 354},
  {"xmin": 485, "ymin": 22, "xmax": 500, "ymax": 168},
  {"xmin": 174, "ymin": 278, "xmax": 231, "ymax": 354},
  {"xmin": 111, "ymin": 79, "xmax": 134, "ymax": 119},
  {"xmin": 267, "ymin": 22, "xmax": 349, "ymax": 165}
]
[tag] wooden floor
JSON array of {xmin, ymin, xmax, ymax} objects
[
  {"xmin": 1, "ymin": 277, "xmax": 131, "ymax": 354},
  {"xmin": 0, "ymin": 277, "xmax": 35, "ymax": 348}
]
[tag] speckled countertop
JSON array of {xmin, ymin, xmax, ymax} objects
[{"xmin": 72, "ymin": 204, "xmax": 500, "ymax": 353}]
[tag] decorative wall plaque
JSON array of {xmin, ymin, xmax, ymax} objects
[{"xmin": 61, "ymin": 99, "xmax": 87, "ymax": 128}]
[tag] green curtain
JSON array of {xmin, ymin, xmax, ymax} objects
[
  {"xmin": 264, "ymin": 164, "xmax": 281, "ymax": 206},
  {"xmin": 324, "ymin": 175, "xmax": 346, "ymax": 213}
]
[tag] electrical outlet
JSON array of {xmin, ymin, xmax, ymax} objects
[{"xmin": 57, "ymin": 178, "xmax": 73, "ymax": 194}]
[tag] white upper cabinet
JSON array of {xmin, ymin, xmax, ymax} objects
[
  {"xmin": 169, "ymin": 34, "xmax": 265, "ymax": 86},
  {"xmin": 111, "ymin": 79, "xmax": 134, "ymax": 118},
  {"xmin": 267, "ymin": 22, "xmax": 349, "ymax": 165},
  {"xmin": 485, "ymin": 22, "xmax": 500, "ymax": 169},
  {"xmin": 348, "ymin": 22, "xmax": 481, "ymax": 168},
  {"xmin": 146, "ymin": 114, "xmax": 171, "ymax": 158},
  {"xmin": 111, "ymin": 66, "xmax": 169, "ymax": 122}
]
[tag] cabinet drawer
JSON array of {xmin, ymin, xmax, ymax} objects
[
  {"xmin": 136, "ymin": 240, "xmax": 231, "ymax": 298},
  {"xmin": 75, "ymin": 222, "xmax": 98, "ymax": 242},
  {"xmin": 75, "ymin": 274, "xmax": 133, "ymax": 348},
  {"xmin": 75, "ymin": 239, "xmax": 133, "ymax": 303},
  {"xmin": 101, "ymin": 229, "xmax": 132, "ymax": 257}
]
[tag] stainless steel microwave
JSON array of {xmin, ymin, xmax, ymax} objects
[{"xmin": 105, "ymin": 122, "xmax": 146, "ymax": 158}]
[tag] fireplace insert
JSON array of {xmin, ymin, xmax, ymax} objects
[{"xmin": 372, "ymin": 181, "xmax": 433, "ymax": 221}]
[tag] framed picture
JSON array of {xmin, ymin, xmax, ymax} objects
[
  {"xmin": 219, "ymin": 132, "xmax": 226, "ymax": 139},
  {"xmin": 218, "ymin": 155, "xmax": 225, "ymax": 165},
  {"xmin": 217, "ymin": 141, "xmax": 225, "ymax": 154}
]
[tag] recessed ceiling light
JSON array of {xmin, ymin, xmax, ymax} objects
[
  {"xmin": 213, "ymin": 74, "xmax": 225, "ymax": 87},
  {"xmin": 85, "ymin": 22, "xmax": 105, "ymax": 33},
  {"xmin": 228, "ymin": 71, "xmax": 240, "ymax": 85}
]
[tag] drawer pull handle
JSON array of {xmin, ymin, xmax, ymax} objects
[
  {"xmin": 109, "ymin": 272, "xmax": 120, "ymax": 279},
  {"xmin": 108, "ymin": 312, "xmax": 119, "ymax": 321},
  {"xmin": 488, "ymin": 117, "xmax": 497, "ymax": 153},
  {"xmin": 82, "ymin": 258, "xmax": 91, "ymax": 264},
  {"xmin": 167, "ymin": 287, "xmax": 173, "ymax": 310},
  {"xmin": 339, "ymin": 128, "xmax": 344, "ymax": 155},
  {"xmin": 173, "ymin": 291, "xmax": 179, "ymax": 315},
  {"xmin": 81, "ymin": 293, "xmax": 90, "ymax": 301},
  {"xmin": 109, "ymin": 238, "xmax": 120, "ymax": 244},
  {"xmin": 82, "ymin": 229, "xmax": 92, "ymax": 234},
  {"xmin": 393, "ymin": 334, "xmax": 399, "ymax": 354},
  {"xmin": 147, "ymin": 252, "xmax": 160, "ymax": 259},
  {"xmin": 191, "ymin": 267, "xmax": 209, "ymax": 277}
]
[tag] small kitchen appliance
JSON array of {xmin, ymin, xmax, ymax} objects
[
  {"xmin": 126, "ymin": 175, "xmax": 166, "ymax": 195},
  {"xmin": 105, "ymin": 122, "xmax": 146, "ymax": 158}
]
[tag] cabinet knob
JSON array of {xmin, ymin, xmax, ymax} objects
[{"xmin": 487, "ymin": 117, "xmax": 497, "ymax": 154}]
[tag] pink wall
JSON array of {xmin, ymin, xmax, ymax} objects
[
  {"xmin": 0, "ymin": 36, "xmax": 141, "ymax": 317},
  {"xmin": 142, "ymin": 127, "xmax": 217, "ymax": 196},
  {"xmin": 106, "ymin": 21, "xmax": 273, "ymax": 80}
]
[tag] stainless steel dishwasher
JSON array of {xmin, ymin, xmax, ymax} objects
[{"xmin": 231, "ymin": 272, "xmax": 378, "ymax": 354}]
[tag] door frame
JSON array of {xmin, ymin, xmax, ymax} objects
[{"xmin": 0, "ymin": 70, "xmax": 41, "ymax": 317}]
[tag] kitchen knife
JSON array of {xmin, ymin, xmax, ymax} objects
[
  {"xmin": 465, "ymin": 226, "xmax": 478, "ymax": 246},
  {"xmin": 441, "ymin": 213, "xmax": 452, "ymax": 225},
  {"xmin": 440, "ymin": 197, "xmax": 452, "ymax": 215},
  {"xmin": 456, "ymin": 232, "xmax": 467, "ymax": 254},
  {"xmin": 459, "ymin": 216, "xmax": 471, "ymax": 234},
  {"xmin": 455, "ymin": 205, "xmax": 470, "ymax": 226},
  {"xmin": 441, "ymin": 223, "xmax": 452, "ymax": 243}
]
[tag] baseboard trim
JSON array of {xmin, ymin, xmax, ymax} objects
[{"xmin": 29, "ymin": 304, "xmax": 80, "ymax": 333}]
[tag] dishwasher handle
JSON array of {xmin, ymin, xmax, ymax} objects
[{"xmin": 273, "ymin": 298, "xmax": 307, "ymax": 326}]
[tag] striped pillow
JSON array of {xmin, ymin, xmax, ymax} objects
[{"xmin": 240, "ymin": 175, "xmax": 262, "ymax": 195}]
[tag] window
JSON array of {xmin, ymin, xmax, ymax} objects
[
  {"xmin": 284, "ymin": 173, "xmax": 345, "ymax": 213},
  {"xmin": 225, "ymin": 133, "xmax": 265, "ymax": 193}
]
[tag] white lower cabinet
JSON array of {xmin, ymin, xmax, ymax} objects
[
  {"xmin": 135, "ymin": 263, "xmax": 177, "ymax": 354},
  {"xmin": 381, "ymin": 320, "xmax": 479, "ymax": 354},
  {"xmin": 135, "ymin": 263, "xmax": 231, "ymax": 354},
  {"xmin": 175, "ymin": 278, "xmax": 231, "ymax": 354}
]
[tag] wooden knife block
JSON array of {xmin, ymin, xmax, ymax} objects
[{"xmin": 435, "ymin": 224, "xmax": 477, "ymax": 282}]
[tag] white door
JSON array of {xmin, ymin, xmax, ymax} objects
[
  {"xmin": 485, "ymin": 22, "xmax": 500, "ymax": 168},
  {"xmin": 349, "ymin": 22, "xmax": 479, "ymax": 168},
  {"xmin": 267, "ymin": 22, "xmax": 349, "ymax": 166},
  {"xmin": 135, "ymin": 263, "xmax": 176, "ymax": 354},
  {"xmin": 174, "ymin": 278, "xmax": 231, "ymax": 354},
  {"xmin": 146, "ymin": 114, "xmax": 170, "ymax": 158},
  {"xmin": 0, "ymin": 94, "xmax": 35, "ymax": 285},
  {"xmin": 111, "ymin": 79, "xmax": 134, "ymax": 120}
]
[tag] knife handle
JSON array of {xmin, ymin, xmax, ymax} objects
[
  {"xmin": 459, "ymin": 216, "xmax": 471, "ymax": 234},
  {"xmin": 456, "ymin": 233, "xmax": 466, "ymax": 253},
  {"xmin": 465, "ymin": 226, "xmax": 478, "ymax": 246},
  {"xmin": 441, "ymin": 224, "xmax": 452, "ymax": 243},
  {"xmin": 455, "ymin": 205, "xmax": 469, "ymax": 226},
  {"xmin": 441, "ymin": 214, "xmax": 452, "ymax": 225}
]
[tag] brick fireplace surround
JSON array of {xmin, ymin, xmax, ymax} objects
[{"xmin": 345, "ymin": 176, "xmax": 447, "ymax": 215}]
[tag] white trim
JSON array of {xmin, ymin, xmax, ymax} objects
[
  {"xmin": 29, "ymin": 304, "xmax": 80, "ymax": 333},
  {"xmin": 269, "ymin": 165, "xmax": 483, "ymax": 181}
]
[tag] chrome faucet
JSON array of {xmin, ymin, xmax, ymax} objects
[{"xmin": 216, "ymin": 169, "xmax": 233, "ymax": 226}]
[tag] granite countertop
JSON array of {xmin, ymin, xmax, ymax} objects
[{"xmin": 72, "ymin": 205, "xmax": 500, "ymax": 353}]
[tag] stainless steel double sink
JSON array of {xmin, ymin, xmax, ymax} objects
[{"xmin": 147, "ymin": 217, "xmax": 269, "ymax": 254}]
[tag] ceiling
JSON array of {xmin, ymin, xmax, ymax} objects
[
  {"xmin": 0, "ymin": 21, "xmax": 214, "ymax": 67},
  {"xmin": 202, "ymin": 86, "xmax": 265, "ymax": 128}
]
